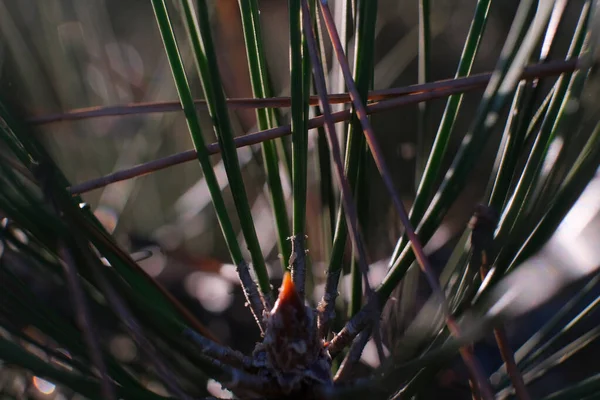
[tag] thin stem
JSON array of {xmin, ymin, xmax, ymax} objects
[
  {"xmin": 493, "ymin": 328, "xmax": 530, "ymax": 400},
  {"xmin": 29, "ymin": 59, "xmax": 578, "ymax": 125},
  {"xmin": 446, "ymin": 320, "xmax": 495, "ymax": 400},
  {"xmin": 330, "ymin": 0, "xmax": 379, "ymax": 340},
  {"xmin": 236, "ymin": 260, "xmax": 269, "ymax": 332},
  {"xmin": 493, "ymin": 2, "xmax": 590, "ymax": 276},
  {"xmin": 471, "ymin": 205, "xmax": 530, "ymax": 400},
  {"xmin": 302, "ymin": 0, "xmax": 384, "ymax": 362},
  {"xmin": 318, "ymin": 0, "xmax": 442, "ymax": 335},
  {"xmin": 390, "ymin": 0, "xmax": 493, "ymax": 267},
  {"xmin": 333, "ymin": 327, "xmax": 372, "ymax": 382},
  {"xmin": 66, "ymin": 60, "xmax": 579, "ymax": 196},
  {"xmin": 317, "ymin": 205, "xmax": 346, "ymax": 339},
  {"xmin": 319, "ymin": 2, "xmax": 505, "ymax": 393},
  {"xmin": 379, "ymin": 0, "xmax": 555, "ymax": 306}
]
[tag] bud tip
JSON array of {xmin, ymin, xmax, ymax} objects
[{"xmin": 279, "ymin": 271, "xmax": 296, "ymax": 301}]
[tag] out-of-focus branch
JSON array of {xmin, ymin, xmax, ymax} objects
[
  {"xmin": 64, "ymin": 59, "xmax": 578, "ymax": 196},
  {"xmin": 30, "ymin": 59, "xmax": 578, "ymax": 125}
]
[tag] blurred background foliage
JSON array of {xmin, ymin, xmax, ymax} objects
[{"xmin": 0, "ymin": 0, "xmax": 599, "ymax": 399}]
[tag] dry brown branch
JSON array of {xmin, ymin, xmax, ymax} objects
[
  {"xmin": 30, "ymin": 59, "xmax": 577, "ymax": 125},
  {"xmin": 65, "ymin": 59, "xmax": 577, "ymax": 196},
  {"xmin": 319, "ymin": 2, "xmax": 493, "ymax": 396},
  {"xmin": 471, "ymin": 205, "xmax": 530, "ymax": 400},
  {"xmin": 302, "ymin": 0, "xmax": 381, "ymax": 360}
]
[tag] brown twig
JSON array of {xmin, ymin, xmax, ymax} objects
[
  {"xmin": 330, "ymin": 1, "xmax": 571, "ymax": 378},
  {"xmin": 56, "ymin": 85, "xmax": 421, "ymax": 194},
  {"xmin": 29, "ymin": 59, "xmax": 577, "ymax": 125},
  {"xmin": 327, "ymin": 301, "xmax": 375, "ymax": 358},
  {"xmin": 492, "ymin": 327, "xmax": 530, "ymax": 400},
  {"xmin": 334, "ymin": 327, "xmax": 372, "ymax": 382},
  {"xmin": 471, "ymin": 205, "xmax": 530, "ymax": 400},
  {"xmin": 301, "ymin": 0, "xmax": 384, "ymax": 362},
  {"xmin": 319, "ymin": 1, "xmax": 493, "ymax": 397},
  {"xmin": 446, "ymin": 319, "xmax": 495, "ymax": 400},
  {"xmin": 320, "ymin": 0, "xmax": 459, "ymax": 319},
  {"xmin": 65, "ymin": 58, "xmax": 578, "ymax": 196}
]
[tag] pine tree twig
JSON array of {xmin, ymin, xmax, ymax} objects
[
  {"xmin": 334, "ymin": 327, "xmax": 372, "ymax": 382},
  {"xmin": 319, "ymin": 0, "xmax": 454, "ymax": 326},
  {"xmin": 471, "ymin": 205, "xmax": 530, "ymax": 400},
  {"xmin": 320, "ymin": 1, "xmax": 522, "ymax": 394},
  {"xmin": 301, "ymin": 0, "xmax": 384, "ymax": 362},
  {"xmin": 447, "ymin": 318, "xmax": 495, "ymax": 400},
  {"xmin": 321, "ymin": 0, "xmax": 481, "ymax": 382},
  {"xmin": 493, "ymin": 327, "xmax": 530, "ymax": 400},
  {"xmin": 65, "ymin": 58, "xmax": 578, "ymax": 196},
  {"xmin": 327, "ymin": 303, "xmax": 374, "ymax": 359},
  {"xmin": 29, "ymin": 59, "xmax": 578, "ymax": 125}
]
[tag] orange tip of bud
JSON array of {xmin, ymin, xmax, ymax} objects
[
  {"xmin": 279, "ymin": 271, "xmax": 296, "ymax": 301},
  {"xmin": 272, "ymin": 271, "xmax": 304, "ymax": 316}
]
